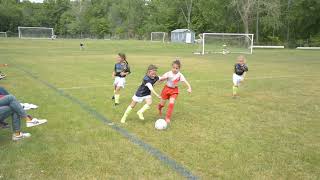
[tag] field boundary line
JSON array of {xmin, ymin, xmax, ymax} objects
[{"xmin": 16, "ymin": 66, "xmax": 199, "ymax": 180}]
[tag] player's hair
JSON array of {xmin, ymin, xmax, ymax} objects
[
  {"xmin": 118, "ymin": 53, "xmax": 128, "ymax": 65},
  {"xmin": 146, "ymin": 64, "xmax": 158, "ymax": 73},
  {"xmin": 172, "ymin": 59, "xmax": 181, "ymax": 68}
]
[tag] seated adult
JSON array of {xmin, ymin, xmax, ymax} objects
[{"xmin": 0, "ymin": 87, "xmax": 46, "ymax": 141}]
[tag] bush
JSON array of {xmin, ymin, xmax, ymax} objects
[{"xmin": 309, "ymin": 34, "xmax": 320, "ymax": 47}]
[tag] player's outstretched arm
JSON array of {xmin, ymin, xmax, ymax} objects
[
  {"xmin": 241, "ymin": 72, "xmax": 247, "ymax": 82},
  {"xmin": 184, "ymin": 80, "xmax": 192, "ymax": 93},
  {"xmin": 146, "ymin": 83, "xmax": 161, "ymax": 98}
]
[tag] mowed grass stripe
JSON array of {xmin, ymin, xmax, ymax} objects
[{"xmin": 15, "ymin": 65, "xmax": 199, "ymax": 180}]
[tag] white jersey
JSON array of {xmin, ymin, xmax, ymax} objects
[{"xmin": 161, "ymin": 71, "xmax": 186, "ymax": 88}]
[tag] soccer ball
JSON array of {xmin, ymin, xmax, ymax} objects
[{"xmin": 155, "ymin": 119, "xmax": 167, "ymax": 130}]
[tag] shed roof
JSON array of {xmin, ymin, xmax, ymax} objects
[{"xmin": 171, "ymin": 29, "xmax": 193, "ymax": 33}]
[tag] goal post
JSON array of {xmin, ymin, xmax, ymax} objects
[
  {"xmin": 151, "ymin": 32, "xmax": 166, "ymax": 42},
  {"xmin": 18, "ymin": 26, "xmax": 55, "ymax": 39},
  {"xmin": 200, "ymin": 33, "xmax": 254, "ymax": 54},
  {"xmin": 0, "ymin": 32, "xmax": 7, "ymax": 38}
]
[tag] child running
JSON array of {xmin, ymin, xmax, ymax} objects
[
  {"xmin": 158, "ymin": 59, "xmax": 192, "ymax": 124},
  {"xmin": 232, "ymin": 55, "xmax": 248, "ymax": 98},
  {"xmin": 120, "ymin": 65, "xmax": 160, "ymax": 123},
  {"xmin": 112, "ymin": 53, "xmax": 131, "ymax": 106}
]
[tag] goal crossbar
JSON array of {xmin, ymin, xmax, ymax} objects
[
  {"xmin": 201, "ymin": 33, "xmax": 254, "ymax": 54},
  {"xmin": 151, "ymin": 32, "xmax": 166, "ymax": 42},
  {"xmin": 0, "ymin": 32, "xmax": 7, "ymax": 38},
  {"xmin": 18, "ymin": 26, "xmax": 55, "ymax": 39}
]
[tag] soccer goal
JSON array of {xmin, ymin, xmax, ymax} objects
[
  {"xmin": 0, "ymin": 32, "xmax": 7, "ymax": 38},
  {"xmin": 151, "ymin": 32, "xmax": 167, "ymax": 42},
  {"xmin": 18, "ymin": 26, "xmax": 55, "ymax": 39},
  {"xmin": 199, "ymin": 33, "xmax": 254, "ymax": 54}
]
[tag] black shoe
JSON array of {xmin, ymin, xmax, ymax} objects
[
  {"xmin": 114, "ymin": 103, "xmax": 119, "ymax": 106},
  {"xmin": 111, "ymin": 96, "xmax": 115, "ymax": 100},
  {"xmin": 0, "ymin": 121, "xmax": 9, "ymax": 129}
]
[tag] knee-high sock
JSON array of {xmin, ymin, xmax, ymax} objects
[
  {"xmin": 165, "ymin": 103, "xmax": 175, "ymax": 122},
  {"xmin": 233, "ymin": 86, "xmax": 238, "ymax": 95},
  {"xmin": 114, "ymin": 94, "xmax": 120, "ymax": 104},
  {"xmin": 138, "ymin": 104, "xmax": 150, "ymax": 114},
  {"xmin": 121, "ymin": 106, "xmax": 132, "ymax": 121}
]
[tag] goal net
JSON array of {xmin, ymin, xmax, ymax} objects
[
  {"xmin": 151, "ymin": 32, "xmax": 166, "ymax": 42},
  {"xmin": 0, "ymin": 32, "xmax": 7, "ymax": 38},
  {"xmin": 199, "ymin": 33, "xmax": 254, "ymax": 54},
  {"xmin": 18, "ymin": 26, "xmax": 55, "ymax": 39}
]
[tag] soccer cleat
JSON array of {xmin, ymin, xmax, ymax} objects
[
  {"xmin": 114, "ymin": 103, "xmax": 120, "ymax": 106},
  {"xmin": 12, "ymin": 132, "xmax": 31, "ymax": 141},
  {"xmin": 111, "ymin": 96, "xmax": 115, "ymax": 100},
  {"xmin": 137, "ymin": 111, "xmax": 144, "ymax": 120},
  {"xmin": 26, "ymin": 118, "xmax": 47, "ymax": 127}
]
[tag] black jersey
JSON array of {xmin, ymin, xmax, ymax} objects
[
  {"xmin": 114, "ymin": 62, "xmax": 130, "ymax": 77},
  {"xmin": 234, "ymin": 63, "xmax": 248, "ymax": 76},
  {"xmin": 135, "ymin": 75, "xmax": 159, "ymax": 97}
]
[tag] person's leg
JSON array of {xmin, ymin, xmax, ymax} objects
[
  {"xmin": 0, "ymin": 106, "xmax": 12, "ymax": 128},
  {"xmin": 12, "ymin": 112, "xmax": 21, "ymax": 133},
  {"xmin": 0, "ymin": 95, "xmax": 28, "ymax": 118},
  {"xmin": 158, "ymin": 99, "xmax": 166, "ymax": 116},
  {"xmin": 12, "ymin": 111, "xmax": 31, "ymax": 141},
  {"xmin": 114, "ymin": 86, "xmax": 121, "ymax": 105},
  {"xmin": 137, "ymin": 97, "xmax": 152, "ymax": 120},
  {"xmin": 232, "ymin": 74, "xmax": 241, "ymax": 97},
  {"xmin": 121, "ymin": 101, "xmax": 137, "ymax": 123},
  {"xmin": 165, "ymin": 95, "xmax": 178, "ymax": 123}
]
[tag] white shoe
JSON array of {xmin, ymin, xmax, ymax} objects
[
  {"xmin": 26, "ymin": 118, "xmax": 47, "ymax": 127},
  {"xmin": 12, "ymin": 132, "xmax": 31, "ymax": 141},
  {"xmin": 21, "ymin": 103, "xmax": 38, "ymax": 110}
]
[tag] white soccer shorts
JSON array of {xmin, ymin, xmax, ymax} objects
[
  {"xmin": 132, "ymin": 95, "xmax": 152, "ymax": 103},
  {"xmin": 114, "ymin": 77, "xmax": 126, "ymax": 88},
  {"xmin": 233, "ymin": 73, "xmax": 244, "ymax": 86}
]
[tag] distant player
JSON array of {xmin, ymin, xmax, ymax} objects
[
  {"xmin": 222, "ymin": 44, "xmax": 229, "ymax": 55},
  {"xmin": 158, "ymin": 59, "xmax": 192, "ymax": 124},
  {"xmin": 112, "ymin": 53, "xmax": 131, "ymax": 106},
  {"xmin": 80, "ymin": 42, "xmax": 84, "ymax": 50},
  {"xmin": 120, "ymin": 65, "xmax": 160, "ymax": 123},
  {"xmin": 232, "ymin": 55, "xmax": 248, "ymax": 98}
]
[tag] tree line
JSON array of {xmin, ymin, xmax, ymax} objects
[{"xmin": 0, "ymin": 0, "xmax": 319, "ymax": 47}]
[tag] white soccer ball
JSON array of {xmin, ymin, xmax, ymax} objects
[{"xmin": 155, "ymin": 119, "xmax": 167, "ymax": 130}]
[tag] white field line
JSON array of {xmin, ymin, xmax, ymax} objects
[{"xmin": 58, "ymin": 75, "xmax": 318, "ymax": 90}]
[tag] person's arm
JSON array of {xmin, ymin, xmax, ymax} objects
[
  {"xmin": 180, "ymin": 74, "xmax": 192, "ymax": 93},
  {"xmin": 241, "ymin": 72, "xmax": 246, "ymax": 81},
  {"xmin": 146, "ymin": 83, "xmax": 161, "ymax": 98},
  {"xmin": 120, "ymin": 64, "xmax": 131, "ymax": 76},
  {"xmin": 0, "ymin": 64, "xmax": 8, "ymax": 67},
  {"xmin": 158, "ymin": 72, "xmax": 168, "ymax": 81},
  {"xmin": 120, "ymin": 71, "xmax": 130, "ymax": 76},
  {"xmin": 184, "ymin": 80, "xmax": 192, "ymax": 93}
]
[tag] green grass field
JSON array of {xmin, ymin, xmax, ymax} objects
[{"xmin": 0, "ymin": 39, "xmax": 319, "ymax": 179}]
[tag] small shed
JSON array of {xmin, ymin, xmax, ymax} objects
[{"xmin": 170, "ymin": 29, "xmax": 195, "ymax": 43}]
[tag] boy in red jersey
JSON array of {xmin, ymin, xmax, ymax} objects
[{"xmin": 158, "ymin": 59, "xmax": 192, "ymax": 123}]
